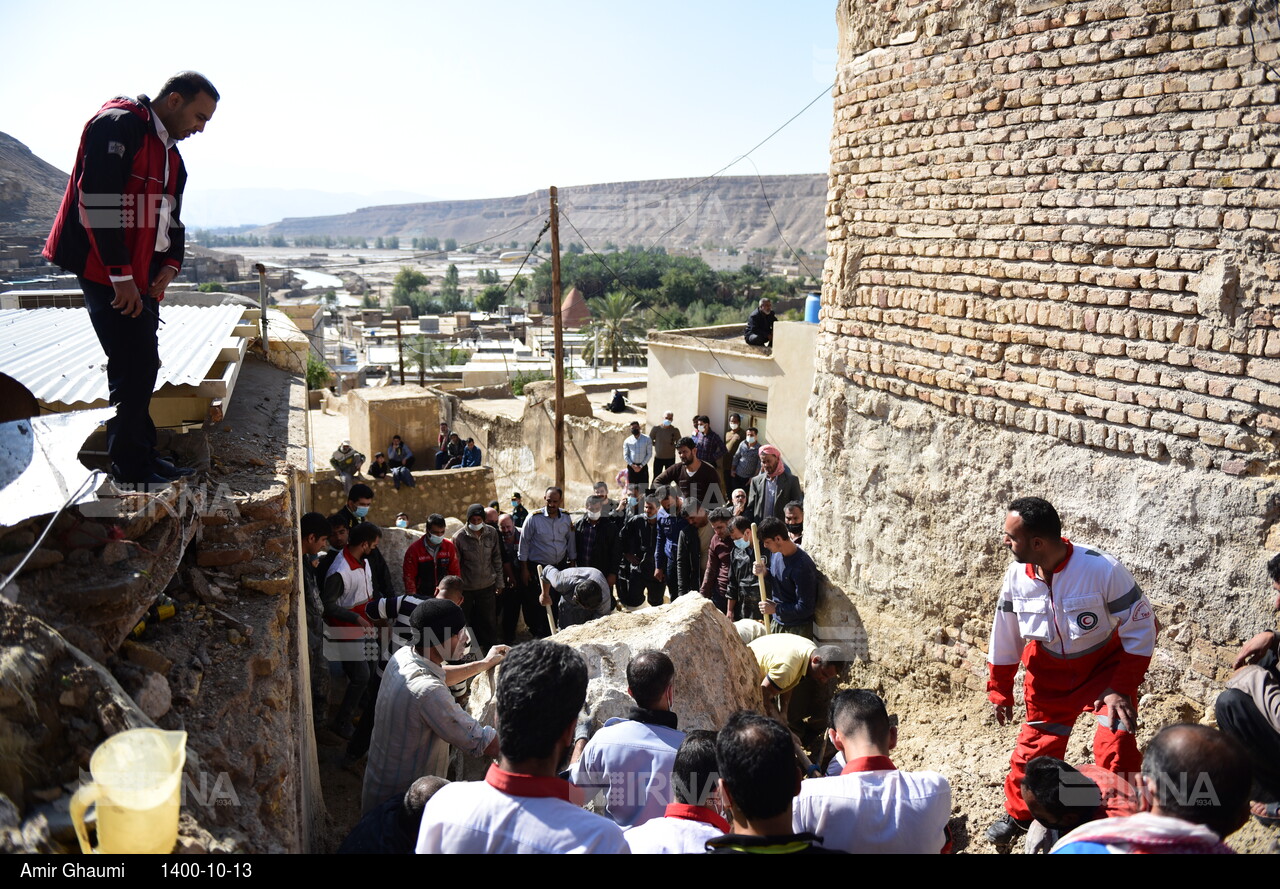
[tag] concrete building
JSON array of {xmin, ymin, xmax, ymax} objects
[{"xmin": 646, "ymin": 320, "xmax": 817, "ymax": 480}]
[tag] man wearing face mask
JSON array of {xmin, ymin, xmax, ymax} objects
[
  {"xmin": 727, "ymin": 516, "xmax": 767, "ymax": 622},
  {"xmin": 403, "ymin": 514, "xmax": 461, "ymax": 601},
  {"xmin": 334, "ymin": 484, "xmax": 394, "ymax": 600},
  {"xmin": 693, "ymin": 415, "xmax": 727, "ymax": 470},
  {"xmin": 323, "ymin": 521, "xmax": 383, "ymax": 739},
  {"xmin": 394, "ymin": 512, "xmax": 410, "ymax": 530},
  {"xmin": 452, "ymin": 505, "xmax": 503, "ymax": 653},
  {"xmin": 731, "ymin": 427, "xmax": 761, "ymax": 496},
  {"xmin": 722, "ymin": 414, "xmax": 744, "ymax": 491},
  {"xmin": 508, "ymin": 492, "xmax": 529, "ymax": 528},
  {"xmin": 621, "ymin": 494, "xmax": 664, "ymax": 608},
  {"xmin": 650, "ymin": 411, "xmax": 681, "ymax": 479},
  {"xmin": 784, "ymin": 501, "xmax": 804, "ymax": 547},
  {"xmin": 624, "ymin": 421, "xmax": 653, "ymax": 487},
  {"xmin": 575, "ymin": 495, "xmax": 621, "ymax": 602}
]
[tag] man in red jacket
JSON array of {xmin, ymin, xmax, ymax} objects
[{"xmin": 44, "ymin": 72, "xmax": 218, "ymax": 485}]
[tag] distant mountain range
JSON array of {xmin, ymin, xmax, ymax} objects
[
  {"xmin": 0, "ymin": 131, "xmax": 826, "ymax": 253},
  {"xmin": 0, "ymin": 131, "xmax": 68, "ymax": 237},
  {"xmin": 251, "ymin": 175, "xmax": 827, "ymax": 253}
]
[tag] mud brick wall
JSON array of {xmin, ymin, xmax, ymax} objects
[{"xmin": 810, "ymin": 0, "xmax": 1280, "ymax": 711}]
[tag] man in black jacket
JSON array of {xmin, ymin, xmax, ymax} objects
[
  {"xmin": 575, "ymin": 495, "xmax": 621, "ymax": 601},
  {"xmin": 44, "ymin": 72, "xmax": 218, "ymax": 485},
  {"xmin": 620, "ymin": 495, "xmax": 663, "ymax": 608},
  {"xmin": 744, "ymin": 298, "xmax": 777, "ymax": 348}
]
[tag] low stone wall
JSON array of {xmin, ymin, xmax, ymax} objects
[
  {"xmin": 448, "ymin": 381, "xmax": 632, "ymax": 509},
  {"xmin": 310, "ymin": 466, "xmax": 497, "ymax": 526}
]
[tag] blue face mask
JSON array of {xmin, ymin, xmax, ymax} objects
[
  {"xmin": 354, "ymin": 505, "xmax": 370, "ymax": 519},
  {"xmin": 627, "ymin": 496, "xmax": 638, "ymax": 507},
  {"xmin": 733, "ymin": 537, "xmax": 751, "ymax": 550},
  {"xmin": 395, "ymin": 519, "xmax": 408, "ymax": 528},
  {"xmin": 428, "ymin": 534, "xmax": 444, "ymax": 546}
]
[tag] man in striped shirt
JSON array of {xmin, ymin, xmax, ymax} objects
[{"xmin": 361, "ymin": 599, "xmax": 505, "ymax": 815}]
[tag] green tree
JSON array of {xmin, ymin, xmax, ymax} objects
[
  {"xmin": 424, "ymin": 237, "xmax": 440, "ymax": 251},
  {"xmin": 440, "ymin": 264, "xmax": 461, "ymax": 301},
  {"xmin": 197, "ymin": 282, "xmax": 227, "ymax": 292},
  {"xmin": 444, "ymin": 237, "xmax": 458, "ymax": 251},
  {"xmin": 392, "ymin": 267, "xmax": 430, "ymax": 301},
  {"xmin": 376, "ymin": 236, "xmax": 385, "ymax": 249},
  {"xmin": 386, "ymin": 236, "xmax": 399, "ymax": 250},
  {"xmin": 475, "ymin": 284, "xmax": 506, "ymax": 314},
  {"xmin": 582, "ymin": 291, "xmax": 645, "ymax": 372},
  {"xmin": 305, "ymin": 352, "xmax": 331, "ymax": 390}
]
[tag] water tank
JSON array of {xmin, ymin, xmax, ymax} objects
[{"xmin": 804, "ymin": 291, "xmax": 821, "ymax": 324}]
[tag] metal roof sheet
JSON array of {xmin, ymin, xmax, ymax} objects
[{"xmin": 0, "ymin": 305, "xmax": 245, "ymax": 407}]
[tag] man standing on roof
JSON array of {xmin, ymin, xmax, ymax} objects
[
  {"xmin": 44, "ymin": 72, "xmax": 218, "ymax": 486},
  {"xmin": 985, "ymin": 497, "xmax": 1155, "ymax": 846}
]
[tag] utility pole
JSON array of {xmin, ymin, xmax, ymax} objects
[
  {"xmin": 396, "ymin": 318, "xmax": 405, "ymax": 385},
  {"xmin": 549, "ymin": 186, "xmax": 565, "ymax": 492}
]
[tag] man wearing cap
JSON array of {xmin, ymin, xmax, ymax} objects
[
  {"xmin": 538, "ymin": 565, "xmax": 613, "ymax": 629},
  {"xmin": 747, "ymin": 446, "xmax": 802, "ymax": 524},
  {"xmin": 362, "ymin": 598, "xmax": 503, "ymax": 815},
  {"xmin": 331, "ymin": 440, "xmax": 366, "ymax": 489},
  {"xmin": 452, "ymin": 504, "xmax": 503, "ymax": 652}
]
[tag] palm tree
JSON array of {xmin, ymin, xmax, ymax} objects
[{"xmin": 581, "ymin": 291, "xmax": 646, "ymax": 372}]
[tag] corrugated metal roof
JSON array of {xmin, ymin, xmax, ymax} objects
[{"xmin": 0, "ymin": 305, "xmax": 245, "ymax": 407}]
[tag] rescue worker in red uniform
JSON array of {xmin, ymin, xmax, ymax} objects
[{"xmin": 985, "ymin": 497, "xmax": 1155, "ymax": 845}]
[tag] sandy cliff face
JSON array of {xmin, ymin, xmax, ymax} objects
[{"xmin": 253, "ymin": 174, "xmax": 827, "ymax": 253}]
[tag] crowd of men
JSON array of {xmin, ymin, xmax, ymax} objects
[{"xmin": 303, "ymin": 408, "xmax": 1275, "ymax": 855}]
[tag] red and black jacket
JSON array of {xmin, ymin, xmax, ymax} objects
[{"xmin": 44, "ymin": 96, "xmax": 186, "ymax": 292}]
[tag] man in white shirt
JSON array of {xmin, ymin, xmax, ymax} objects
[
  {"xmin": 569, "ymin": 651, "xmax": 684, "ymax": 828},
  {"xmin": 624, "ymin": 421, "xmax": 653, "ymax": 486},
  {"xmin": 624, "ymin": 730, "xmax": 729, "ymax": 853},
  {"xmin": 794, "ymin": 690, "xmax": 952, "ymax": 854},
  {"xmin": 361, "ymin": 599, "xmax": 501, "ymax": 815},
  {"xmin": 416, "ymin": 639, "xmax": 629, "ymax": 854}
]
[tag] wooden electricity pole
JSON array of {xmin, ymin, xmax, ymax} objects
[
  {"xmin": 549, "ymin": 186, "xmax": 565, "ymax": 492},
  {"xmin": 395, "ymin": 318, "xmax": 405, "ymax": 385}
]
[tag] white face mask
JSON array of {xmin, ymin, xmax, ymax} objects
[
  {"xmin": 663, "ymin": 419, "xmax": 672, "ymax": 426},
  {"xmin": 730, "ymin": 422, "xmax": 739, "ymax": 429},
  {"xmin": 587, "ymin": 510, "xmax": 602, "ymax": 521},
  {"xmin": 746, "ymin": 435, "xmax": 757, "ymax": 444},
  {"xmin": 469, "ymin": 521, "xmax": 484, "ymax": 533}
]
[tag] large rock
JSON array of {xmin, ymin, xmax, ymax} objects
[{"xmin": 458, "ymin": 595, "xmax": 761, "ymax": 778}]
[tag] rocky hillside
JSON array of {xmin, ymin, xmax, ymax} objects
[
  {"xmin": 253, "ymin": 174, "xmax": 827, "ymax": 253},
  {"xmin": 0, "ymin": 132, "xmax": 67, "ymax": 237}
]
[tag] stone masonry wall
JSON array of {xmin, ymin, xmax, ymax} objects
[{"xmin": 811, "ymin": 0, "xmax": 1280, "ymax": 713}]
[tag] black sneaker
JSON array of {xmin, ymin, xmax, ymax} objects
[
  {"xmin": 986, "ymin": 813, "xmax": 1030, "ymax": 844},
  {"xmin": 111, "ymin": 463, "xmax": 172, "ymax": 488},
  {"xmin": 153, "ymin": 456, "xmax": 196, "ymax": 479}
]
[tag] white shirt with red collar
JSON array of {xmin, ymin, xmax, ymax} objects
[
  {"xmin": 987, "ymin": 540, "xmax": 1155, "ymax": 697},
  {"xmin": 792, "ymin": 755, "xmax": 952, "ymax": 854},
  {"xmin": 623, "ymin": 803, "xmax": 730, "ymax": 854},
  {"xmin": 416, "ymin": 764, "xmax": 630, "ymax": 854}
]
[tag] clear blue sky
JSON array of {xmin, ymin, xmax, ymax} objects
[{"xmin": 2, "ymin": 1, "xmax": 838, "ymax": 203}]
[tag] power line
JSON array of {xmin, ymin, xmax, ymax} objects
[
  {"xmin": 745, "ymin": 157, "xmax": 822, "ymax": 281},
  {"xmin": 558, "ymin": 80, "xmax": 835, "ymax": 282}
]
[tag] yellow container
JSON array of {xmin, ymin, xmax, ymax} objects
[{"xmin": 70, "ymin": 729, "xmax": 187, "ymax": 854}]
